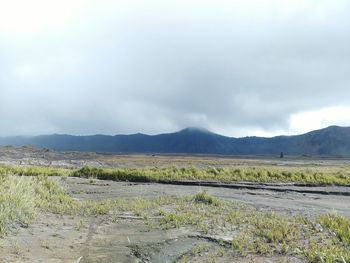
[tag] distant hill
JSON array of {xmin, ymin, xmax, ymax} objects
[{"xmin": 1, "ymin": 126, "xmax": 350, "ymax": 155}]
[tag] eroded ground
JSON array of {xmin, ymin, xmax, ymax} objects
[{"xmin": 0, "ymin": 147, "xmax": 349, "ymax": 262}]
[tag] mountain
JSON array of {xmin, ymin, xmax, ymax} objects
[{"xmin": 1, "ymin": 126, "xmax": 350, "ymax": 155}]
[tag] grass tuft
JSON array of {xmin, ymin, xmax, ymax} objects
[
  {"xmin": 193, "ymin": 191, "xmax": 221, "ymax": 206},
  {"xmin": 0, "ymin": 175, "xmax": 36, "ymax": 235}
]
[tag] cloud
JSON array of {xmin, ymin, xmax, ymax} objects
[
  {"xmin": 0, "ymin": 0, "xmax": 350, "ymax": 137},
  {"xmin": 289, "ymin": 106, "xmax": 350, "ymax": 135}
]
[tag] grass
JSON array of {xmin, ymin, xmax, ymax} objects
[
  {"xmin": 193, "ymin": 191, "xmax": 221, "ymax": 206},
  {"xmin": 2, "ymin": 164, "xmax": 350, "ymax": 185},
  {"xmin": 157, "ymin": 192, "xmax": 350, "ymax": 262},
  {"xmin": 0, "ymin": 175, "xmax": 36, "ymax": 235},
  {"xmin": 252, "ymin": 212, "xmax": 298, "ymax": 244},
  {"xmin": 71, "ymin": 166, "xmax": 350, "ymax": 185},
  {"xmin": 0, "ymin": 172, "xmax": 187, "ymax": 235},
  {"xmin": 0, "ymin": 165, "xmax": 71, "ymax": 178},
  {"xmin": 318, "ymin": 213, "xmax": 350, "ymax": 245}
]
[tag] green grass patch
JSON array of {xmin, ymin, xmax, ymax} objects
[
  {"xmin": 2, "ymin": 165, "xmax": 350, "ymax": 185},
  {"xmin": 319, "ymin": 212, "xmax": 350, "ymax": 245},
  {"xmin": 193, "ymin": 191, "xmax": 221, "ymax": 206},
  {"xmin": 72, "ymin": 166, "xmax": 350, "ymax": 186},
  {"xmin": 0, "ymin": 165, "xmax": 71, "ymax": 177}
]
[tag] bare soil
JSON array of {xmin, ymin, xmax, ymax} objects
[{"xmin": 0, "ymin": 147, "xmax": 349, "ymax": 262}]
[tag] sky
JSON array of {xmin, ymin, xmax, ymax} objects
[{"xmin": 0, "ymin": 0, "xmax": 350, "ymax": 137}]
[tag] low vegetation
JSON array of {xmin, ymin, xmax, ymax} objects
[
  {"xmin": 1, "ymin": 165, "xmax": 350, "ymax": 185},
  {"xmin": 192, "ymin": 191, "xmax": 221, "ymax": 206},
  {"xmin": 71, "ymin": 166, "xmax": 350, "ymax": 185},
  {"xmin": 318, "ymin": 213, "xmax": 350, "ymax": 246},
  {"xmin": 0, "ymin": 175, "xmax": 36, "ymax": 235},
  {"xmin": 0, "ymin": 165, "xmax": 71, "ymax": 178}
]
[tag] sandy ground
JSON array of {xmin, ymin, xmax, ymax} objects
[
  {"xmin": 2, "ymin": 146, "xmax": 350, "ymax": 169},
  {"xmin": 0, "ymin": 147, "xmax": 350, "ymax": 262},
  {"xmin": 1, "ymin": 176, "xmax": 349, "ymax": 263},
  {"xmin": 64, "ymin": 177, "xmax": 350, "ymax": 217}
]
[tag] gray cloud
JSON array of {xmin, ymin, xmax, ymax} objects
[{"xmin": 1, "ymin": 0, "xmax": 350, "ymax": 137}]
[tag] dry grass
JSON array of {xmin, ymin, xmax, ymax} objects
[{"xmin": 0, "ymin": 175, "xmax": 36, "ymax": 235}]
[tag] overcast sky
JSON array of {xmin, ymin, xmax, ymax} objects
[{"xmin": 0, "ymin": 0, "xmax": 350, "ymax": 137}]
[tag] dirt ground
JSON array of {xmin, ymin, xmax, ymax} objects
[
  {"xmin": 0, "ymin": 147, "xmax": 349, "ymax": 262},
  {"xmin": 1, "ymin": 146, "xmax": 350, "ymax": 169}
]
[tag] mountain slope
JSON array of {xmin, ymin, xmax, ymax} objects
[{"xmin": 0, "ymin": 126, "xmax": 350, "ymax": 155}]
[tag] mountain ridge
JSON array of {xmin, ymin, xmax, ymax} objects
[{"xmin": 0, "ymin": 126, "xmax": 350, "ymax": 155}]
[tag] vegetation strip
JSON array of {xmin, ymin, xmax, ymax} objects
[{"xmin": 2, "ymin": 165, "xmax": 350, "ymax": 186}]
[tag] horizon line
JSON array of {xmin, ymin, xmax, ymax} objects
[{"xmin": 0, "ymin": 125, "xmax": 346, "ymax": 139}]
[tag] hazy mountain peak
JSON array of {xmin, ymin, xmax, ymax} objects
[{"xmin": 178, "ymin": 127, "xmax": 212, "ymax": 134}]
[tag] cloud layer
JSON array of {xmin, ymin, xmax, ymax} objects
[{"xmin": 1, "ymin": 0, "xmax": 350, "ymax": 137}]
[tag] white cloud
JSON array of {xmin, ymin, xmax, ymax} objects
[
  {"xmin": 289, "ymin": 106, "xmax": 350, "ymax": 135},
  {"xmin": 0, "ymin": 0, "xmax": 85, "ymax": 36},
  {"xmin": 0, "ymin": 0, "xmax": 350, "ymax": 136}
]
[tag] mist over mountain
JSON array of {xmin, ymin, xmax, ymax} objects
[{"xmin": 0, "ymin": 126, "xmax": 350, "ymax": 155}]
